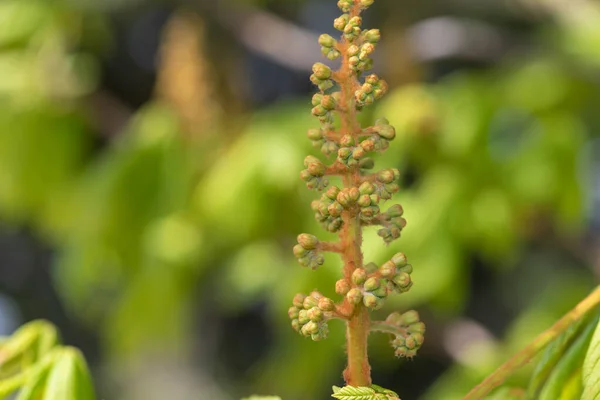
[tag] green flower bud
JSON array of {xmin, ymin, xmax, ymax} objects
[
  {"xmin": 348, "ymin": 45, "xmax": 360, "ymax": 56},
  {"xmin": 298, "ymin": 234, "xmax": 319, "ymax": 250},
  {"xmin": 293, "ymin": 244, "xmax": 309, "ymax": 258},
  {"xmin": 334, "ymin": 14, "xmax": 349, "ymax": 31},
  {"xmin": 340, "ymin": 134, "xmax": 355, "ymax": 147},
  {"xmin": 337, "ymin": 0, "xmax": 353, "ymax": 12},
  {"xmin": 352, "ymin": 147, "xmax": 365, "ymax": 159},
  {"xmin": 288, "ymin": 306, "xmax": 300, "ymax": 319},
  {"xmin": 360, "ymin": 0, "xmax": 375, "ymax": 8},
  {"xmin": 387, "ymin": 204, "xmax": 404, "ymax": 217},
  {"xmin": 393, "ymin": 272, "xmax": 411, "ymax": 289},
  {"xmin": 360, "ymin": 43, "xmax": 376, "ymax": 58},
  {"xmin": 326, "ymin": 49, "xmax": 341, "ymax": 60},
  {"xmin": 375, "ymin": 117, "xmax": 389, "ymax": 126},
  {"xmin": 411, "ymin": 332, "xmax": 425, "ymax": 346},
  {"xmin": 307, "ymin": 162, "xmax": 326, "ymax": 177},
  {"xmin": 307, "ymin": 128, "xmax": 323, "ymax": 141},
  {"xmin": 363, "ymin": 292, "xmax": 383, "ymax": 309},
  {"xmin": 360, "ymin": 139, "xmax": 375, "ymax": 152},
  {"xmin": 349, "ymin": 187, "xmax": 360, "ymax": 202},
  {"xmin": 364, "ymin": 29, "xmax": 381, "ymax": 43},
  {"xmin": 312, "ymin": 63, "xmax": 332, "ymax": 80},
  {"xmin": 364, "ymin": 262, "xmax": 378, "ymax": 273},
  {"xmin": 346, "ymin": 288, "xmax": 363, "ymax": 304},
  {"xmin": 385, "ymin": 312, "xmax": 403, "ymax": 325},
  {"xmin": 307, "ymin": 307, "xmax": 323, "ymax": 322},
  {"xmin": 352, "ymin": 268, "xmax": 368, "ymax": 285},
  {"xmin": 408, "ymin": 322, "xmax": 426, "ymax": 335},
  {"xmin": 349, "ymin": 16, "xmax": 362, "ymax": 26},
  {"xmin": 359, "ymin": 181, "xmax": 375, "ymax": 195},
  {"xmin": 349, "ymin": 56, "xmax": 360, "ymax": 67},
  {"xmin": 399, "ymin": 264, "xmax": 413, "ymax": 274},
  {"xmin": 372, "ymin": 285, "xmax": 388, "ymax": 298},
  {"xmin": 293, "ymin": 294, "xmax": 307, "ymax": 308},
  {"xmin": 298, "ymin": 309, "xmax": 310, "ymax": 324},
  {"xmin": 303, "ymin": 296, "xmax": 319, "ymax": 310},
  {"xmin": 359, "ymin": 158, "xmax": 375, "ymax": 169},
  {"xmin": 321, "ymin": 141, "xmax": 339, "ymax": 156},
  {"xmin": 338, "ymin": 147, "xmax": 352, "ymax": 160},
  {"xmin": 379, "ymin": 261, "xmax": 396, "ymax": 278},
  {"xmin": 328, "ymin": 218, "xmax": 343, "ymax": 232},
  {"xmin": 328, "ymin": 201, "xmax": 344, "ymax": 217},
  {"xmin": 400, "ymin": 310, "xmax": 420, "ymax": 326},
  {"xmin": 318, "ymin": 297, "xmax": 335, "ymax": 311},
  {"xmin": 384, "ymin": 183, "xmax": 400, "ymax": 193},
  {"xmin": 312, "ymin": 93, "xmax": 324, "ymax": 107},
  {"xmin": 318, "ymin": 34, "xmax": 336, "ymax": 48},
  {"xmin": 318, "ymin": 80, "xmax": 334, "ymax": 91},
  {"xmin": 300, "ymin": 170, "xmax": 312, "ymax": 182},
  {"xmin": 358, "ymin": 194, "xmax": 371, "ymax": 207},
  {"xmin": 310, "ymin": 291, "xmax": 323, "ymax": 300},
  {"xmin": 369, "ymin": 194, "xmax": 380, "ymax": 204},
  {"xmin": 312, "ymin": 105, "xmax": 328, "ymax": 118},
  {"xmin": 392, "ymin": 253, "xmax": 407, "ymax": 267},
  {"xmin": 364, "ymin": 277, "xmax": 380, "ymax": 291},
  {"xmin": 336, "ymin": 190, "xmax": 352, "ymax": 207},
  {"xmin": 405, "ymin": 336, "xmax": 417, "ymax": 350},
  {"xmin": 377, "ymin": 125, "xmax": 396, "ymax": 140},
  {"xmin": 321, "ymin": 95, "xmax": 336, "ymax": 110},
  {"xmin": 335, "ymin": 279, "xmax": 351, "ymax": 295},
  {"xmin": 291, "ymin": 319, "xmax": 301, "ymax": 331},
  {"xmin": 303, "ymin": 321, "xmax": 319, "ymax": 335},
  {"xmin": 378, "ymin": 169, "xmax": 395, "ymax": 183},
  {"xmin": 365, "ymin": 74, "xmax": 379, "ymax": 85}
]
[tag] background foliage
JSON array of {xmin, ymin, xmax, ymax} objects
[{"xmin": 0, "ymin": 0, "xmax": 599, "ymax": 399}]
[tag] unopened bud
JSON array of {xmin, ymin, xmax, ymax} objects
[
  {"xmin": 359, "ymin": 158, "xmax": 375, "ymax": 170},
  {"xmin": 288, "ymin": 307, "xmax": 300, "ymax": 319},
  {"xmin": 378, "ymin": 169, "xmax": 396, "ymax": 183},
  {"xmin": 352, "ymin": 268, "xmax": 368, "ymax": 285},
  {"xmin": 298, "ymin": 310, "xmax": 309, "ymax": 324},
  {"xmin": 298, "ymin": 234, "xmax": 319, "ymax": 250},
  {"xmin": 379, "ymin": 262, "xmax": 396, "ymax": 278},
  {"xmin": 400, "ymin": 310, "xmax": 420, "ymax": 326},
  {"xmin": 307, "ymin": 128, "xmax": 323, "ymax": 141},
  {"xmin": 318, "ymin": 34, "xmax": 336, "ymax": 48},
  {"xmin": 346, "ymin": 288, "xmax": 363, "ymax": 304},
  {"xmin": 364, "ymin": 277, "xmax": 380, "ymax": 291},
  {"xmin": 318, "ymin": 297, "xmax": 335, "ymax": 311},
  {"xmin": 307, "ymin": 307, "xmax": 323, "ymax": 322},
  {"xmin": 363, "ymin": 292, "xmax": 383, "ymax": 309},
  {"xmin": 335, "ymin": 279, "xmax": 351, "ymax": 295},
  {"xmin": 312, "ymin": 63, "xmax": 331, "ymax": 80},
  {"xmin": 303, "ymin": 296, "xmax": 319, "ymax": 310},
  {"xmin": 387, "ymin": 204, "xmax": 404, "ymax": 217},
  {"xmin": 334, "ymin": 14, "xmax": 349, "ymax": 31},
  {"xmin": 358, "ymin": 194, "xmax": 371, "ymax": 208},
  {"xmin": 392, "ymin": 253, "xmax": 407, "ymax": 267},
  {"xmin": 364, "ymin": 29, "xmax": 381, "ymax": 43},
  {"xmin": 293, "ymin": 294, "xmax": 307, "ymax": 308}
]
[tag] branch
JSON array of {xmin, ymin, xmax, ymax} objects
[{"xmin": 463, "ymin": 285, "xmax": 600, "ymax": 400}]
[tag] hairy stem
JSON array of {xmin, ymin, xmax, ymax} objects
[
  {"xmin": 463, "ymin": 285, "xmax": 600, "ymax": 400},
  {"xmin": 340, "ymin": 210, "xmax": 371, "ymax": 385}
]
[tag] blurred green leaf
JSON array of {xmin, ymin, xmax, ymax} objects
[{"xmin": 582, "ymin": 316, "xmax": 600, "ymax": 400}]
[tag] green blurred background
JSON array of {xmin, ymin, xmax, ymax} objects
[{"xmin": 0, "ymin": 0, "xmax": 599, "ymax": 399}]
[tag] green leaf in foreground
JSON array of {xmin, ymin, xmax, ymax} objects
[
  {"xmin": 538, "ymin": 315, "xmax": 598, "ymax": 400},
  {"xmin": 528, "ymin": 310, "xmax": 597, "ymax": 398},
  {"xmin": 332, "ymin": 385, "xmax": 399, "ymax": 400},
  {"xmin": 582, "ymin": 316, "xmax": 600, "ymax": 400},
  {"xmin": 42, "ymin": 347, "xmax": 95, "ymax": 400}
]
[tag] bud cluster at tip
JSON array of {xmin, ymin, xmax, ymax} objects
[
  {"xmin": 385, "ymin": 310, "xmax": 426, "ymax": 358},
  {"xmin": 377, "ymin": 204, "xmax": 407, "ymax": 244},
  {"xmin": 334, "ymin": 252, "xmax": 414, "ymax": 311},
  {"xmin": 300, "ymin": 155, "xmax": 329, "ymax": 191},
  {"xmin": 289, "ymin": 291, "xmax": 335, "ymax": 341}
]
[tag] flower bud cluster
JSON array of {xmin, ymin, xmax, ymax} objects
[
  {"xmin": 300, "ymin": 155, "xmax": 329, "ymax": 191},
  {"xmin": 293, "ymin": 234, "xmax": 324, "ymax": 270},
  {"xmin": 355, "ymin": 74, "xmax": 388, "ymax": 107},
  {"xmin": 360, "ymin": 118, "xmax": 396, "ymax": 154},
  {"xmin": 377, "ymin": 204, "xmax": 407, "ymax": 243},
  {"xmin": 337, "ymin": 134, "xmax": 366, "ymax": 167},
  {"xmin": 310, "ymin": 63, "xmax": 334, "ymax": 92},
  {"xmin": 307, "ymin": 126, "xmax": 340, "ymax": 157},
  {"xmin": 373, "ymin": 168, "xmax": 400, "ymax": 200},
  {"xmin": 385, "ymin": 310, "xmax": 426, "ymax": 358},
  {"xmin": 357, "ymin": 181, "xmax": 381, "ymax": 223},
  {"xmin": 319, "ymin": 34, "xmax": 341, "ymax": 61},
  {"xmin": 334, "ymin": 253, "xmax": 413, "ymax": 311},
  {"xmin": 289, "ymin": 292, "xmax": 334, "ymax": 341},
  {"xmin": 334, "ymin": 14, "xmax": 363, "ymax": 41},
  {"xmin": 311, "ymin": 186, "xmax": 346, "ymax": 233},
  {"xmin": 311, "ymin": 93, "xmax": 338, "ymax": 124}
]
